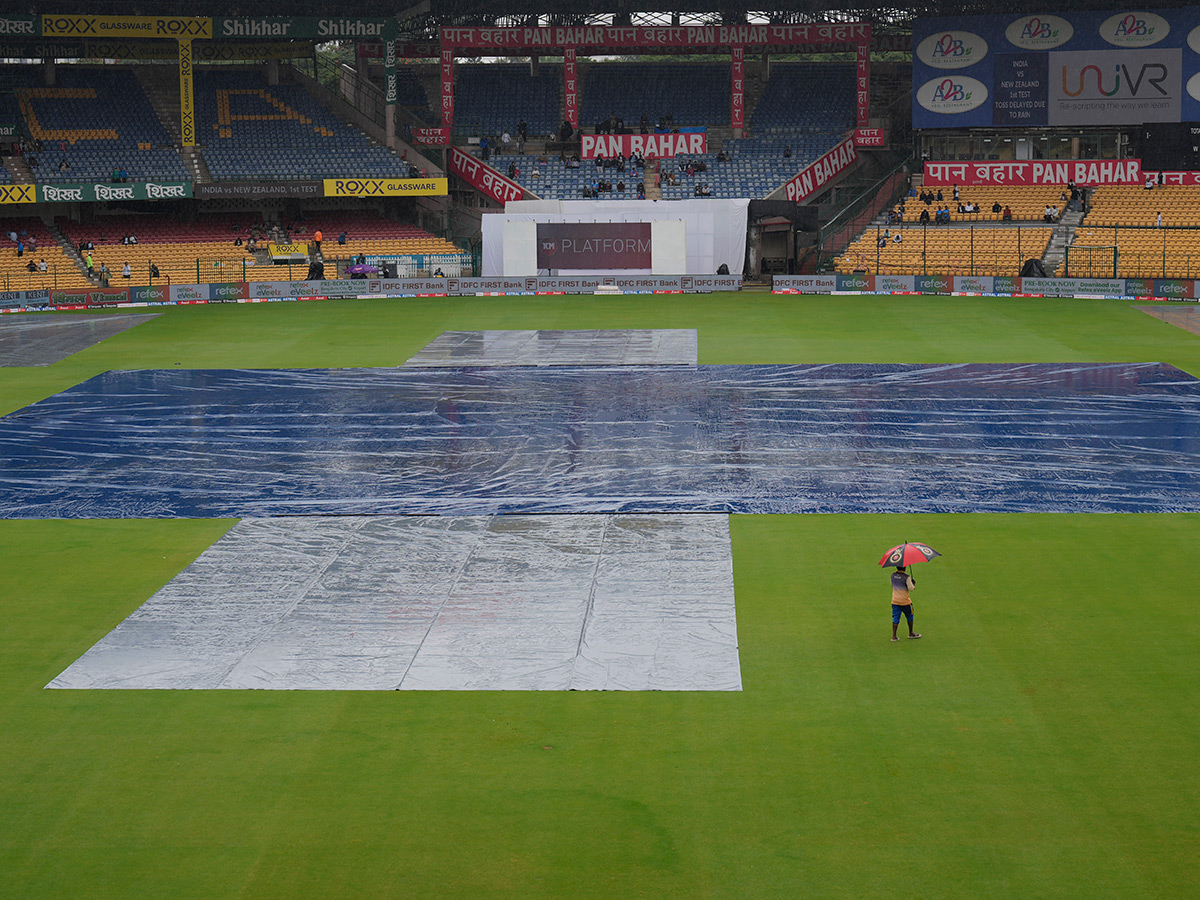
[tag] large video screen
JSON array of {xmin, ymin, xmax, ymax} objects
[{"xmin": 913, "ymin": 8, "xmax": 1200, "ymax": 129}]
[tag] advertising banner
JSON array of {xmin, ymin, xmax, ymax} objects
[
  {"xmin": 130, "ymin": 285, "xmax": 169, "ymax": 303},
  {"xmin": 411, "ymin": 128, "xmax": 452, "ymax": 147},
  {"xmin": 771, "ymin": 274, "xmax": 836, "ymax": 293},
  {"xmin": 440, "ymin": 24, "xmax": 870, "ymax": 50},
  {"xmin": 580, "ymin": 132, "xmax": 708, "ymax": 160},
  {"xmin": 0, "ymin": 185, "xmax": 37, "ymax": 204},
  {"xmin": 875, "ymin": 274, "xmax": 918, "ymax": 292},
  {"xmin": 440, "ymin": 46, "xmax": 454, "ymax": 127},
  {"xmin": 40, "ymin": 15, "xmax": 211, "ymax": 39},
  {"xmin": 836, "ymin": 273, "xmax": 874, "ymax": 292},
  {"xmin": 952, "ymin": 275, "xmax": 994, "ymax": 294},
  {"xmin": 449, "ymin": 147, "xmax": 525, "ymax": 203},
  {"xmin": 215, "ymin": 17, "xmax": 389, "ymax": 39},
  {"xmin": 178, "ymin": 38, "xmax": 195, "ymax": 147},
  {"xmin": 47, "ymin": 286, "xmax": 131, "ymax": 306},
  {"xmin": 37, "ymin": 181, "xmax": 193, "ymax": 202},
  {"xmin": 384, "ymin": 38, "xmax": 397, "ymax": 106},
  {"xmin": 854, "ymin": 127, "xmax": 886, "ymax": 146},
  {"xmin": 913, "ymin": 9, "xmax": 1200, "ymax": 128},
  {"xmin": 856, "ymin": 40, "xmax": 871, "ymax": 126},
  {"xmin": 536, "ymin": 223, "xmax": 652, "ymax": 269},
  {"xmin": 783, "ymin": 137, "xmax": 858, "ymax": 202},
  {"xmin": 0, "ymin": 15, "xmax": 36, "ymax": 36},
  {"xmin": 60, "ymin": 39, "xmax": 314, "ymax": 60},
  {"xmin": 194, "ymin": 181, "xmax": 321, "ymax": 198},
  {"xmin": 731, "ymin": 46, "xmax": 745, "ymax": 130},
  {"xmin": 268, "ymin": 243, "xmax": 308, "ymax": 261},
  {"xmin": 169, "ymin": 284, "xmax": 209, "ymax": 303},
  {"xmin": 322, "ymin": 178, "xmax": 448, "ymax": 197},
  {"xmin": 564, "ymin": 47, "xmax": 578, "ymax": 128},
  {"xmin": 208, "ymin": 282, "xmax": 248, "ymax": 302},
  {"xmin": 922, "ymin": 159, "xmax": 1143, "ymax": 186}
]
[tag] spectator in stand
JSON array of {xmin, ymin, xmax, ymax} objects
[
  {"xmin": 314, "ymin": 230, "xmax": 322, "ymax": 250},
  {"xmin": 480, "ymin": 136, "xmax": 490, "ymax": 161},
  {"xmin": 111, "ymin": 167, "xmax": 121, "ymax": 183},
  {"xmin": 234, "ymin": 236, "xmax": 243, "ymax": 247},
  {"xmin": 26, "ymin": 260, "xmax": 37, "ymax": 272},
  {"xmin": 616, "ymin": 179, "xmax": 624, "ymax": 192},
  {"xmin": 501, "ymin": 130, "xmax": 511, "ymax": 150},
  {"xmin": 953, "ymin": 185, "xmax": 960, "ymax": 200},
  {"xmin": 783, "ymin": 145, "xmax": 792, "ymax": 158},
  {"xmin": 119, "ymin": 167, "xmax": 128, "ymax": 183},
  {"xmin": 893, "ymin": 231, "xmax": 903, "ymax": 243},
  {"xmin": 150, "ymin": 262, "xmax": 160, "ymax": 280},
  {"xmin": 99, "ymin": 263, "xmax": 111, "ymax": 287},
  {"xmin": 16, "ymin": 240, "xmax": 23, "ymax": 257},
  {"xmin": 59, "ymin": 159, "xmax": 69, "ymax": 172},
  {"xmin": 1002, "ymin": 205, "xmax": 1013, "ymax": 221},
  {"xmin": 919, "ymin": 208, "xmax": 931, "ymax": 225},
  {"xmin": 935, "ymin": 188, "xmax": 944, "ymax": 201},
  {"xmin": 338, "ymin": 231, "xmax": 347, "ymax": 245},
  {"xmin": 38, "ymin": 258, "xmax": 47, "ymax": 273},
  {"xmin": 1145, "ymin": 173, "xmax": 1155, "ymax": 190},
  {"xmin": 122, "ymin": 262, "xmax": 131, "ymax": 279},
  {"xmin": 1157, "ymin": 211, "xmax": 1163, "ymax": 227},
  {"xmin": 85, "ymin": 251, "xmax": 94, "ymax": 276},
  {"xmin": 992, "ymin": 200, "xmax": 1002, "ymax": 214}
]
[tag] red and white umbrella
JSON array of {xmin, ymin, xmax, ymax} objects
[{"xmin": 878, "ymin": 541, "xmax": 941, "ymax": 568}]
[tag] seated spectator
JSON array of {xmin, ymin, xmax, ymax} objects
[
  {"xmin": 617, "ymin": 180, "xmax": 625, "ymax": 192},
  {"xmin": 122, "ymin": 262, "xmax": 131, "ymax": 279},
  {"xmin": 338, "ymin": 231, "xmax": 347, "ymax": 245},
  {"xmin": 59, "ymin": 159, "xmax": 69, "ymax": 172},
  {"xmin": 111, "ymin": 167, "xmax": 121, "ymax": 183},
  {"xmin": 234, "ymin": 236, "xmax": 243, "ymax": 247},
  {"xmin": 26, "ymin": 260, "xmax": 37, "ymax": 272},
  {"xmin": 119, "ymin": 168, "xmax": 128, "ymax": 183},
  {"xmin": 893, "ymin": 232, "xmax": 903, "ymax": 243},
  {"xmin": 637, "ymin": 181, "xmax": 645, "ymax": 194},
  {"xmin": 433, "ymin": 267, "xmax": 445, "ymax": 277},
  {"xmin": 1002, "ymin": 206, "xmax": 1013, "ymax": 220},
  {"xmin": 992, "ymin": 201, "xmax": 1002, "ymax": 214},
  {"xmin": 919, "ymin": 208, "xmax": 931, "ymax": 224},
  {"xmin": 783, "ymin": 145, "xmax": 792, "ymax": 158}
]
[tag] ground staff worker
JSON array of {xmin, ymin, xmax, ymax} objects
[{"xmin": 890, "ymin": 566, "xmax": 921, "ymax": 642}]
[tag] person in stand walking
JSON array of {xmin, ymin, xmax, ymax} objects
[{"xmin": 890, "ymin": 565, "xmax": 921, "ymax": 642}]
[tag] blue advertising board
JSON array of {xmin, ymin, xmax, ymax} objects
[{"xmin": 913, "ymin": 8, "xmax": 1200, "ymax": 128}]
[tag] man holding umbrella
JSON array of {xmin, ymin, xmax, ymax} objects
[{"xmin": 879, "ymin": 541, "xmax": 940, "ymax": 642}]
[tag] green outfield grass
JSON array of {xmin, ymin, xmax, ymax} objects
[{"xmin": 2, "ymin": 295, "xmax": 1199, "ymax": 899}]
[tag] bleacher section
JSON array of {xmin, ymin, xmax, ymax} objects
[
  {"xmin": 897, "ymin": 185, "xmax": 1071, "ymax": 224},
  {"xmin": 580, "ymin": 63, "xmax": 729, "ymax": 129},
  {"xmin": 52, "ymin": 212, "xmax": 465, "ymax": 285},
  {"xmin": 1, "ymin": 216, "xmax": 90, "ymax": 291},
  {"xmin": 195, "ymin": 70, "xmax": 411, "ymax": 181},
  {"xmin": 835, "ymin": 226, "xmax": 1053, "ymax": 276},
  {"xmin": 751, "ymin": 62, "xmax": 856, "ymax": 133},
  {"xmin": 1055, "ymin": 186, "xmax": 1200, "ymax": 277},
  {"xmin": 452, "ymin": 65, "xmax": 560, "ymax": 139},
  {"xmin": 5, "ymin": 67, "xmax": 188, "ymax": 185}
]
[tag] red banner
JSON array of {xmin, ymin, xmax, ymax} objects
[
  {"xmin": 440, "ymin": 46, "xmax": 454, "ymax": 127},
  {"xmin": 783, "ymin": 137, "xmax": 858, "ymax": 202},
  {"xmin": 731, "ymin": 46, "xmax": 745, "ymax": 130},
  {"xmin": 580, "ymin": 132, "xmax": 707, "ymax": 160},
  {"xmin": 440, "ymin": 24, "xmax": 870, "ymax": 50},
  {"xmin": 537, "ymin": 223, "xmax": 651, "ymax": 269},
  {"xmin": 922, "ymin": 159, "xmax": 1145, "ymax": 186},
  {"xmin": 449, "ymin": 146, "xmax": 525, "ymax": 203},
  {"xmin": 856, "ymin": 41, "xmax": 870, "ymax": 128},
  {"xmin": 854, "ymin": 127, "xmax": 886, "ymax": 147},
  {"xmin": 564, "ymin": 47, "xmax": 578, "ymax": 128},
  {"xmin": 411, "ymin": 127, "xmax": 451, "ymax": 146}
]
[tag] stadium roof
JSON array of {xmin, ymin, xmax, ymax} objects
[{"xmin": 21, "ymin": 1, "xmax": 1200, "ymax": 38}]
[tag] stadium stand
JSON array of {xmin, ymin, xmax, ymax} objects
[
  {"xmin": 0, "ymin": 216, "xmax": 90, "ymax": 291},
  {"xmin": 835, "ymin": 226, "xmax": 1054, "ymax": 276},
  {"xmin": 896, "ymin": 185, "xmax": 1072, "ymax": 224},
  {"xmin": 579, "ymin": 63, "xmax": 729, "ymax": 129},
  {"xmin": 451, "ymin": 65, "xmax": 561, "ymax": 140},
  {"xmin": 195, "ymin": 70, "xmax": 412, "ymax": 181},
  {"xmin": 5, "ymin": 67, "xmax": 189, "ymax": 185}
]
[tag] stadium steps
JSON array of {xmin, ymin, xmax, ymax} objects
[
  {"xmin": 133, "ymin": 66, "xmax": 183, "ymax": 146},
  {"xmin": 2, "ymin": 155, "xmax": 34, "ymax": 184},
  {"xmin": 44, "ymin": 218, "xmax": 94, "ymax": 283},
  {"xmin": 181, "ymin": 146, "xmax": 213, "ymax": 183},
  {"xmin": 1043, "ymin": 210, "xmax": 1084, "ymax": 274}
]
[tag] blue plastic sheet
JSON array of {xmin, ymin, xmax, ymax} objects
[{"xmin": 4, "ymin": 362, "xmax": 1200, "ymax": 518}]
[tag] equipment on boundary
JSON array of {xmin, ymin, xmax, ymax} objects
[{"xmin": 1063, "ymin": 245, "xmax": 1118, "ymax": 279}]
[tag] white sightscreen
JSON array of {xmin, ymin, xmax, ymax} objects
[{"xmin": 481, "ymin": 199, "xmax": 749, "ymax": 276}]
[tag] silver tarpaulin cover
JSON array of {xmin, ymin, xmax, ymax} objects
[
  {"xmin": 402, "ymin": 329, "xmax": 698, "ymax": 367},
  {"xmin": 0, "ymin": 313, "xmax": 158, "ymax": 367},
  {"xmin": 48, "ymin": 514, "xmax": 741, "ymax": 691}
]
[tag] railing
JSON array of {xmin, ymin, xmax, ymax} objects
[
  {"xmin": 1, "ymin": 264, "xmax": 68, "ymax": 292},
  {"xmin": 811, "ymin": 153, "xmax": 913, "ymax": 271},
  {"xmin": 1065, "ymin": 225, "xmax": 1200, "ymax": 279},
  {"xmin": 132, "ymin": 254, "xmax": 473, "ymax": 285},
  {"xmin": 836, "ymin": 222, "xmax": 1054, "ymax": 277}
]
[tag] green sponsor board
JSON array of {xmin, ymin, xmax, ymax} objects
[
  {"xmin": 38, "ymin": 181, "xmax": 193, "ymax": 203},
  {"xmin": 216, "ymin": 17, "xmax": 392, "ymax": 39},
  {"xmin": 0, "ymin": 122, "xmax": 19, "ymax": 137},
  {"xmin": 0, "ymin": 14, "xmax": 37, "ymax": 36}
]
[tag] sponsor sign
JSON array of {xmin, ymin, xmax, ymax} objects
[
  {"xmin": 923, "ymin": 159, "xmax": 1142, "ymax": 186},
  {"xmin": 536, "ymin": 223, "xmax": 652, "ymax": 270},
  {"xmin": 385, "ymin": 38, "xmax": 397, "ymax": 105},
  {"xmin": 915, "ymin": 274, "xmax": 953, "ymax": 295},
  {"xmin": 856, "ymin": 41, "xmax": 871, "ymax": 126},
  {"xmin": 1153, "ymin": 278, "xmax": 1196, "ymax": 299},
  {"xmin": 178, "ymin": 38, "xmax": 195, "ymax": 147},
  {"xmin": 440, "ymin": 47, "xmax": 454, "ymax": 127},
  {"xmin": 170, "ymin": 284, "xmax": 208, "ymax": 303},
  {"xmin": 36, "ymin": 182, "xmax": 193, "ymax": 202},
  {"xmin": 440, "ymin": 24, "xmax": 871, "ymax": 50},
  {"xmin": 130, "ymin": 285, "xmax": 168, "ymax": 302},
  {"xmin": 411, "ymin": 127, "xmax": 452, "ymax": 147},
  {"xmin": 916, "ymin": 30, "xmax": 988, "ymax": 69},
  {"xmin": 0, "ymin": 15, "xmax": 36, "ymax": 35},
  {"xmin": 914, "ymin": 9, "xmax": 1200, "ymax": 127},
  {"xmin": 322, "ymin": 178, "xmax": 448, "ymax": 197},
  {"xmin": 0, "ymin": 184, "xmax": 37, "ymax": 204},
  {"xmin": 580, "ymin": 132, "xmax": 707, "ymax": 159},
  {"xmin": 268, "ymin": 243, "xmax": 308, "ymax": 261},
  {"xmin": 47, "ymin": 287, "xmax": 131, "ymax": 306},
  {"xmin": 771, "ymin": 275, "xmax": 835, "ymax": 293},
  {"xmin": 41, "ymin": 15, "xmax": 211, "ymax": 39},
  {"xmin": 876, "ymin": 274, "xmax": 917, "ymax": 293},
  {"xmin": 564, "ymin": 47, "xmax": 579, "ymax": 127},
  {"xmin": 0, "ymin": 122, "xmax": 17, "ymax": 137},
  {"xmin": 209, "ymin": 282, "xmax": 248, "ymax": 302},
  {"xmin": 854, "ymin": 127, "xmax": 886, "ymax": 146},
  {"xmin": 448, "ymin": 147, "xmax": 525, "ymax": 203},
  {"xmin": 217, "ymin": 17, "xmax": 389, "ymax": 39},
  {"xmin": 953, "ymin": 276, "xmax": 993, "ymax": 293},
  {"xmin": 836, "ymin": 273, "xmax": 874, "ymax": 292},
  {"xmin": 783, "ymin": 137, "xmax": 858, "ymax": 202},
  {"xmin": 1050, "ymin": 48, "xmax": 1181, "ymax": 126},
  {"xmin": 993, "ymin": 275, "xmax": 1022, "ymax": 295},
  {"xmin": 194, "ymin": 181, "xmax": 321, "ymax": 198},
  {"xmin": 731, "ymin": 46, "xmax": 745, "ymax": 130}
]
